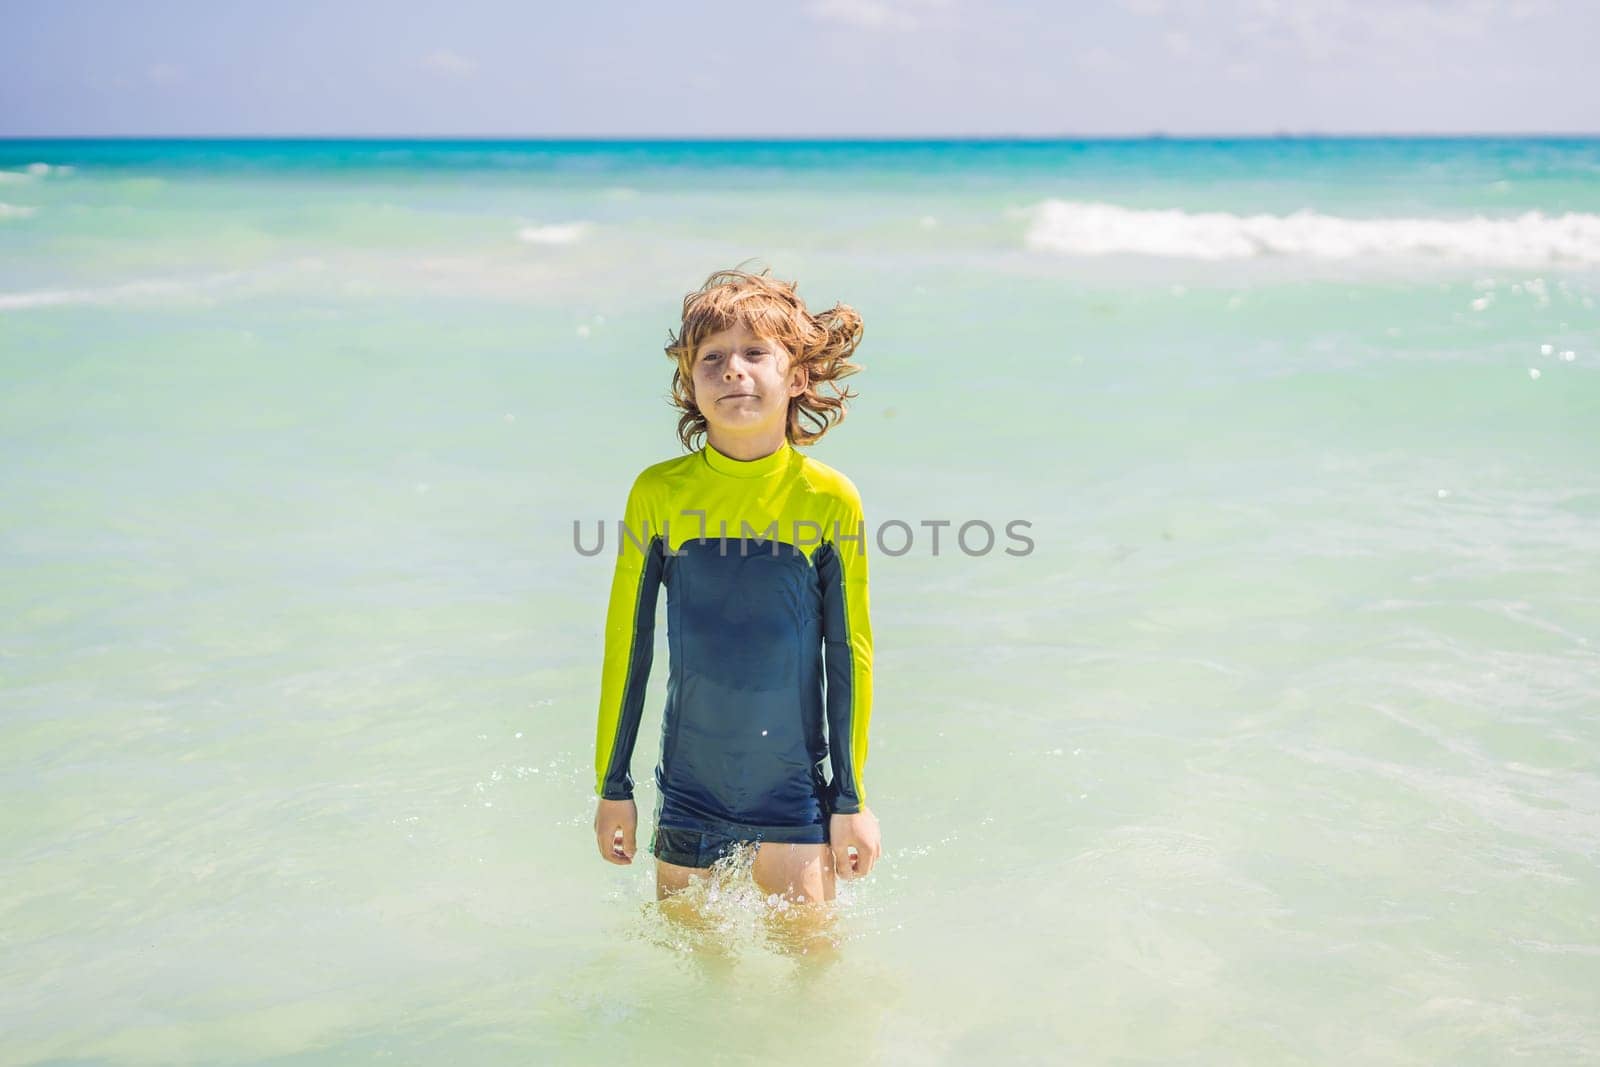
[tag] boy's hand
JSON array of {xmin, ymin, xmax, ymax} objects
[
  {"xmin": 829, "ymin": 807, "xmax": 881, "ymax": 880},
  {"xmin": 594, "ymin": 798, "xmax": 638, "ymax": 865}
]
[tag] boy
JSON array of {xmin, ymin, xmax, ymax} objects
[{"xmin": 591, "ymin": 268, "xmax": 882, "ymax": 919}]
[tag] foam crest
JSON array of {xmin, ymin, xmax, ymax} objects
[
  {"xmin": 517, "ymin": 221, "xmax": 590, "ymax": 245},
  {"xmin": 0, "ymin": 162, "xmax": 75, "ymax": 181},
  {"xmin": 1022, "ymin": 200, "xmax": 1600, "ymax": 266},
  {"xmin": 0, "ymin": 271, "xmax": 244, "ymax": 313}
]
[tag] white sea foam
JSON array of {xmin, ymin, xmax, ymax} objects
[
  {"xmin": 1, "ymin": 162, "xmax": 75, "ymax": 180},
  {"xmin": 0, "ymin": 272, "xmax": 244, "ymax": 313},
  {"xmin": 0, "ymin": 202, "xmax": 37, "ymax": 219},
  {"xmin": 1021, "ymin": 200, "xmax": 1600, "ymax": 266},
  {"xmin": 517, "ymin": 221, "xmax": 590, "ymax": 245}
]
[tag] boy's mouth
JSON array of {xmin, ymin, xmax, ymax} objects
[{"xmin": 718, "ymin": 393, "xmax": 759, "ymax": 401}]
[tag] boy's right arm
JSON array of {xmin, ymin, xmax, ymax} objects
[{"xmin": 593, "ymin": 474, "xmax": 664, "ymax": 824}]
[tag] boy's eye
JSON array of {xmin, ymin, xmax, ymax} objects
[{"xmin": 699, "ymin": 347, "xmax": 767, "ymax": 364}]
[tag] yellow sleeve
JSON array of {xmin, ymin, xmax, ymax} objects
[
  {"xmin": 820, "ymin": 487, "xmax": 874, "ymax": 813},
  {"xmin": 593, "ymin": 473, "xmax": 664, "ymax": 800}
]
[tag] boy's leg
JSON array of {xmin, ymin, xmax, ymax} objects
[
  {"xmin": 751, "ymin": 842, "xmax": 835, "ymax": 903},
  {"xmin": 655, "ymin": 857, "xmax": 710, "ymax": 900},
  {"xmin": 653, "ymin": 856, "xmax": 737, "ymax": 969},
  {"xmin": 653, "ymin": 827, "xmax": 717, "ymax": 942},
  {"xmin": 751, "ymin": 842, "xmax": 840, "ymax": 959}
]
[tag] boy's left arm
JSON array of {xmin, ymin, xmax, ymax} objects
[{"xmin": 820, "ymin": 486, "xmax": 882, "ymax": 879}]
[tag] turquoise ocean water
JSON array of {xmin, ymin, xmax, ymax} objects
[{"xmin": 2, "ymin": 139, "xmax": 1598, "ymax": 1064}]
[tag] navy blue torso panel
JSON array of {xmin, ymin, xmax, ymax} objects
[{"xmin": 657, "ymin": 538, "xmax": 829, "ymax": 832}]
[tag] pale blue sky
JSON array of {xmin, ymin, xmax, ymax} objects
[{"xmin": 3, "ymin": 0, "xmax": 1596, "ymax": 137}]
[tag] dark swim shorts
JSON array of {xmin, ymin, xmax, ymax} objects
[
  {"xmin": 650, "ymin": 825, "xmax": 754, "ymax": 869},
  {"xmin": 649, "ymin": 814, "xmax": 831, "ymax": 869}
]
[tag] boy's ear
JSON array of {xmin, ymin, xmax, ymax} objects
[{"xmin": 789, "ymin": 362, "xmax": 809, "ymax": 397}]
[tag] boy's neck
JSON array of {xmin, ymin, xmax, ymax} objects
[{"xmin": 704, "ymin": 426, "xmax": 789, "ymax": 462}]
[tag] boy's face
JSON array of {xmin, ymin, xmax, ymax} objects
[{"xmin": 691, "ymin": 321, "xmax": 808, "ymax": 437}]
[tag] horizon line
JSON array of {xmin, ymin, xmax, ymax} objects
[{"xmin": 3, "ymin": 132, "xmax": 1599, "ymax": 143}]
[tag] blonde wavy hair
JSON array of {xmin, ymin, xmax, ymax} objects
[{"xmin": 664, "ymin": 266, "xmax": 863, "ymax": 451}]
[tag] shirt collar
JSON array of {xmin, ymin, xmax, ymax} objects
[{"xmin": 701, "ymin": 438, "xmax": 795, "ymax": 478}]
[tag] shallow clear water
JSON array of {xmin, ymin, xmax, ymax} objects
[{"xmin": 2, "ymin": 139, "xmax": 1598, "ymax": 1064}]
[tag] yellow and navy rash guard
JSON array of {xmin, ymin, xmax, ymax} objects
[{"xmin": 593, "ymin": 438, "xmax": 873, "ymax": 838}]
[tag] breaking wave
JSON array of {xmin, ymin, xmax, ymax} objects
[
  {"xmin": 1022, "ymin": 200, "xmax": 1600, "ymax": 266},
  {"xmin": 517, "ymin": 221, "xmax": 590, "ymax": 245}
]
